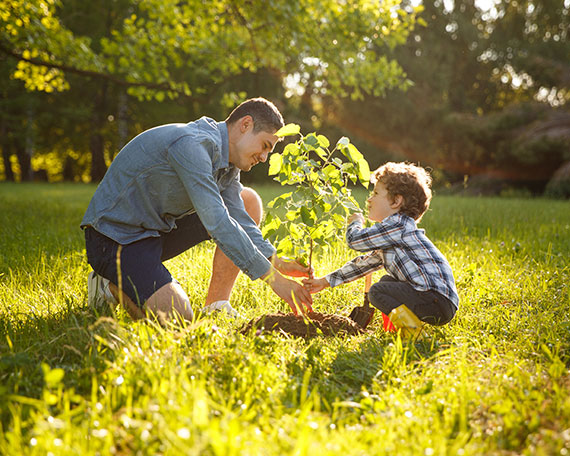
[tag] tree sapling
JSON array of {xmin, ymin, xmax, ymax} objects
[{"xmin": 263, "ymin": 123, "xmax": 371, "ymax": 274}]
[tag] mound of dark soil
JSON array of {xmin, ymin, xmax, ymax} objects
[{"xmin": 241, "ymin": 311, "xmax": 365, "ymax": 338}]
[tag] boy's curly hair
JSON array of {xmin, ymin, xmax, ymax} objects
[{"xmin": 371, "ymin": 162, "xmax": 432, "ymax": 222}]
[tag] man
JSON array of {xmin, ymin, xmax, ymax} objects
[{"xmin": 82, "ymin": 97, "xmax": 313, "ymax": 322}]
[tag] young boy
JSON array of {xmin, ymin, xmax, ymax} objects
[{"xmin": 303, "ymin": 162, "xmax": 458, "ymax": 327}]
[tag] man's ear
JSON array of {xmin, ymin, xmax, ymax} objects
[
  {"xmin": 391, "ymin": 194, "xmax": 404, "ymax": 210},
  {"xmin": 239, "ymin": 115, "xmax": 254, "ymax": 133}
]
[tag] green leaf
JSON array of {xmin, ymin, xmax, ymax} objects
[
  {"xmin": 317, "ymin": 135, "xmax": 330, "ymax": 148},
  {"xmin": 304, "ymin": 133, "xmax": 319, "ymax": 148},
  {"xmin": 283, "ymin": 143, "xmax": 299, "ymax": 157},
  {"xmin": 346, "ymin": 143, "xmax": 364, "ymax": 163},
  {"xmin": 314, "ymin": 147, "xmax": 327, "ymax": 160},
  {"xmin": 342, "ymin": 163, "xmax": 356, "ymax": 174},
  {"xmin": 268, "ymin": 153, "xmax": 283, "ymax": 176},
  {"xmin": 332, "ymin": 213, "xmax": 346, "ymax": 225},
  {"xmin": 276, "ymin": 123, "xmax": 301, "ymax": 137},
  {"xmin": 289, "ymin": 222, "xmax": 305, "ymax": 240},
  {"xmin": 268, "ymin": 192, "xmax": 292, "ymax": 209},
  {"xmin": 278, "ymin": 168, "xmax": 292, "ymax": 183},
  {"xmin": 343, "ymin": 197, "xmax": 361, "ymax": 212},
  {"xmin": 308, "ymin": 159, "xmax": 321, "ymax": 169},
  {"xmin": 323, "ymin": 164, "xmax": 341, "ymax": 181},
  {"xmin": 262, "ymin": 217, "xmax": 280, "ymax": 238},
  {"xmin": 337, "ymin": 137, "xmax": 350, "ymax": 147},
  {"xmin": 357, "ymin": 158, "xmax": 371, "ymax": 185},
  {"xmin": 286, "ymin": 209, "xmax": 299, "ymax": 222},
  {"xmin": 300, "ymin": 206, "xmax": 315, "ymax": 227},
  {"xmin": 42, "ymin": 363, "xmax": 64, "ymax": 387},
  {"xmin": 276, "ymin": 237, "xmax": 293, "ymax": 256}
]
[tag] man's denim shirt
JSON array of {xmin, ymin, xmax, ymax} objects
[{"xmin": 81, "ymin": 117, "xmax": 275, "ymax": 280}]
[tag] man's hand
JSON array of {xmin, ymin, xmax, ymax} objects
[
  {"xmin": 262, "ymin": 267, "xmax": 313, "ymax": 315},
  {"xmin": 271, "ymin": 256, "xmax": 314, "ymax": 278},
  {"xmin": 302, "ymin": 277, "xmax": 330, "ymax": 294},
  {"xmin": 348, "ymin": 212, "xmax": 365, "ymax": 224}
]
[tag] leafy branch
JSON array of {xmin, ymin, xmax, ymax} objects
[{"xmin": 262, "ymin": 124, "xmax": 370, "ymax": 271}]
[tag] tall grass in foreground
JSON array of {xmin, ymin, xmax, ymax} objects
[{"xmin": 0, "ymin": 182, "xmax": 569, "ymax": 455}]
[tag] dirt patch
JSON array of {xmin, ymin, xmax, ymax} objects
[{"xmin": 241, "ymin": 311, "xmax": 365, "ymax": 338}]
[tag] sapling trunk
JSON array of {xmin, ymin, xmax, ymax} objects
[{"xmin": 308, "ymin": 236, "xmax": 314, "ymax": 279}]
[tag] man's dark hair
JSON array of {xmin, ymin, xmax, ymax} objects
[{"xmin": 226, "ymin": 97, "xmax": 284, "ymax": 133}]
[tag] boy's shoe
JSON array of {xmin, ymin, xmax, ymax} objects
[
  {"xmin": 388, "ymin": 304, "xmax": 425, "ymax": 339},
  {"xmin": 87, "ymin": 271, "xmax": 117, "ymax": 311},
  {"xmin": 201, "ymin": 300, "xmax": 241, "ymax": 318}
]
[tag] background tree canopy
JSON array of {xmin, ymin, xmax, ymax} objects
[
  {"xmin": 320, "ymin": 0, "xmax": 569, "ymax": 194},
  {"xmin": 0, "ymin": 0, "xmax": 568, "ymax": 195}
]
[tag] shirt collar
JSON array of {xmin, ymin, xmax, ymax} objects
[
  {"xmin": 217, "ymin": 121, "xmax": 230, "ymax": 169},
  {"xmin": 216, "ymin": 120, "xmax": 241, "ymax": 181}
]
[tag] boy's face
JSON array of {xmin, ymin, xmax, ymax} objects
[
  {"xmin": 229, "ymin": 116, "xmax": 278, "ymax": 172},
  {"xmin": 366, "ymin": 182, "xmax": 402, "ymax": 222}
]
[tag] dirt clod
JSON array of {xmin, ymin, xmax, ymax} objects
[{"xmin": 241, "ymin": 311, "xmax": 365, "ymax": 338}]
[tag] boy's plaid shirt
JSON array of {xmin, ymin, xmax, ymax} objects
[{"xmin": 326, "ymin": 213, "xmax": 459, "ymax": 308}]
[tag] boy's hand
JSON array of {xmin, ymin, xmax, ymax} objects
[
  {"xmin": 348, "ymin": 212, "xmax": 365, "ymax": 224},
  {"xmin": 302, "ymin": 277, "xmax": 330, "ymax": 294},
  {"xmin": 272, "ymin": 256, "xmax": 314, "ymax": 278}
]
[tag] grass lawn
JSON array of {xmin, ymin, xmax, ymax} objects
[{"xmin": 0, "ymin": 182, "xmax": 569, "ymax": 455}]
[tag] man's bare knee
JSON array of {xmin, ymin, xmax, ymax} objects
[
  {"xmin": 144, "ymin": 282, "xmax": 194, "ymax": 324},
  {"xmin": 108, "ymin": 282, "xmax": 146, "ymax": 320},
  {"xmin": 241, "ymin": 187, "xmax": 263, "ymax": 225}
]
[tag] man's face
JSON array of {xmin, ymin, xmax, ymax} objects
[{"xmin": 230, "ymin": 117, "xmax": 279, "ymax": 171}]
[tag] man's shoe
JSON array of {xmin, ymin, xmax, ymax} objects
[
  {"xmin": 201, "ymin": 300, "xmax": 241, "ymax": 318},
  {"xmin": 87, "ymin": 271, "xmax": 117, "ymax": 311}
]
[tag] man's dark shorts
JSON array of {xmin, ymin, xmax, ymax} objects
[{"xmin": 85, "ymin": 212, "xmax": 210, "ymax": 307}]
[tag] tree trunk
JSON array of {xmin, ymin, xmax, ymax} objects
[
  {"xmin": 24, "ymin": 105, "xmax": 35, "ymax": 181},
  {"xmin": 90, "ymin": 133, "xmax": 106, "ymax": 181},
  {"xmin": 0, "ymin": 120, "xmax": 15, "ymax": 182},
  {"xmin": 2, "ymin": 142, "xmax": 15, "ymax": 182},
  {"xmin": 90, "ymin": 83, "xmax": 108, "ymax": 182},
  {"xmin": 62, "ymin": 156, "xmax": 76, "ymax": 181},
  {"xmin": 15, "ymin": 143, "xmax": 32, "ymax": 182},
  {"xmin": 117, "ymin": 90, "xmax": 129, "ymax": 152}
]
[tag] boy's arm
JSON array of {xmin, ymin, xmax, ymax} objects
[
  {"xmin": 346, "ymin": 216, "xmax": 405, "ymax": 252},
  {"xmin": 325, "ymin": 251, "xmax": 384, "ymax": 288}
]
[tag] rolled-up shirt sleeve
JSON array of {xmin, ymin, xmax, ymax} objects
[
  {"xmin": 167, "ymin": 136, "xmax": 271, "ymax": 280},
  {"xmin": 326, "ymin": 251, "xmax": 384, "ymax": 288},
  {"xmin": 221, "ymin": 180, "xmax": 276, "ymax": 259}
]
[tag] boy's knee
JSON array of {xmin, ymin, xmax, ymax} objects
[
  {"xmin": 368, "ymin": 281, "xmax": 382, "ymax": 303},
  {"xmin": 369, "ymin": 281, "xmax": 385, "ymax": 297},
  {"xmin": 241, "ymin": 187, "xmax": 263, "ymax": 225},
  {"xmin": 367, "ymin": 282, "xmax": 392, "ymax": 314}
]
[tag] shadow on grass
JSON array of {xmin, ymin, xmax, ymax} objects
[
  {"xmin": 0, "ymin": 304, "xmax": 122, "ymax": 399},
  {"xmin": 323, "ymin": 332, "xmax": 444, "ymax": 397}
]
